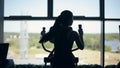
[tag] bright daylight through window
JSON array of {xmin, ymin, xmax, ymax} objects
[{"xmin": 3, "ymin": 0, "xmax": 120, "ymax": 67}]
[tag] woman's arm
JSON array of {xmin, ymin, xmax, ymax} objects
[
  {"xmin": 39, "ymin": 27, "xmax": 55, "ymax": 43},
  {"xmin": 74, "ymin": 31, "xmax": 84, "ymax": 50}
]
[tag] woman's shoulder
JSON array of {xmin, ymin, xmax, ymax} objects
[
  {"xmin": 72, "ymin": 31, "xmax": 78, "ymax": 35},
  {"xmin": 67, "ymin": 30, "xmax": 78, "ymax": 39},
  {"xmin": 70, "ymin": 28, "xmax": 77, "ymax": 33}
]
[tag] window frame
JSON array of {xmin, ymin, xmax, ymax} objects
[{"xmin": 0, "ymin": 0, "xmax": 120, "ymax": 67}]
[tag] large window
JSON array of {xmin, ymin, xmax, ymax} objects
[{"xmin": 3, "ymin": 0, "xmax": 120, "ymax": 67}]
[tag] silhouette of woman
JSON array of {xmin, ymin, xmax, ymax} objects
[{"xmin": 40, "ymin": 10, "xmax": 84, "ymax": 68}]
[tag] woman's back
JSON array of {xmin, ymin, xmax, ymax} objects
[
  {"xmin": 54, "ymin": 26, "xmax": 74, "ymax": 55},
  {"xmin": 52, "ymin": 26, "xmax": 76, "ymax": 68}
]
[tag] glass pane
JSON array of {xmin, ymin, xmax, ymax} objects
[
  {"xmin": 4, "ymin": 0, "xmax": 47, "ymax": 17},
  {"xmin": 72, "ymin": 21, "xmax": 101, "ymax": 65},
  {"xmin": 105, "ymin": 0, "xmax": 120, "ymax": 18},
  {"xmin": 105, "ymin": 21, "xmax": 120, "ymax": 66},
  {"xmin": 54, "ymin": 0, "xmax": 99, "ymax": 17},
  {"xmin": 4, "ymin": 21, "xmax": 54, "ymax": 64}
]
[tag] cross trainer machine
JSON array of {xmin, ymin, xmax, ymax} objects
[{"xmin": 40, "ymin": 27, "xmax": 79, "ymax": 68}]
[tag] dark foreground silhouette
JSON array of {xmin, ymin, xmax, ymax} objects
[
  {"xmin": 40, "ymin": 10, "xmax": 84, "ymax": 68},
  {"xmin": 0, "ymin": 43, "xmax": 14, "ymax": 68}
]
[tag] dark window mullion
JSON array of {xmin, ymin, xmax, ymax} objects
[
  {"xmin": 0, "ymin": 0, "xmax": 4, "ymax": 43},
  {"xmin": 48, "ymin": 0, "xmax": 53, "ymax": 18}
]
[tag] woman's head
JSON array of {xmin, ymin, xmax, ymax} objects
[
  {"xmin": 54, "ymin": 10, "xmax": 73, "ymax": 27},
  {"xmin": 60, "ymin": 10, "xmax": 73, "ymax": 26}
]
